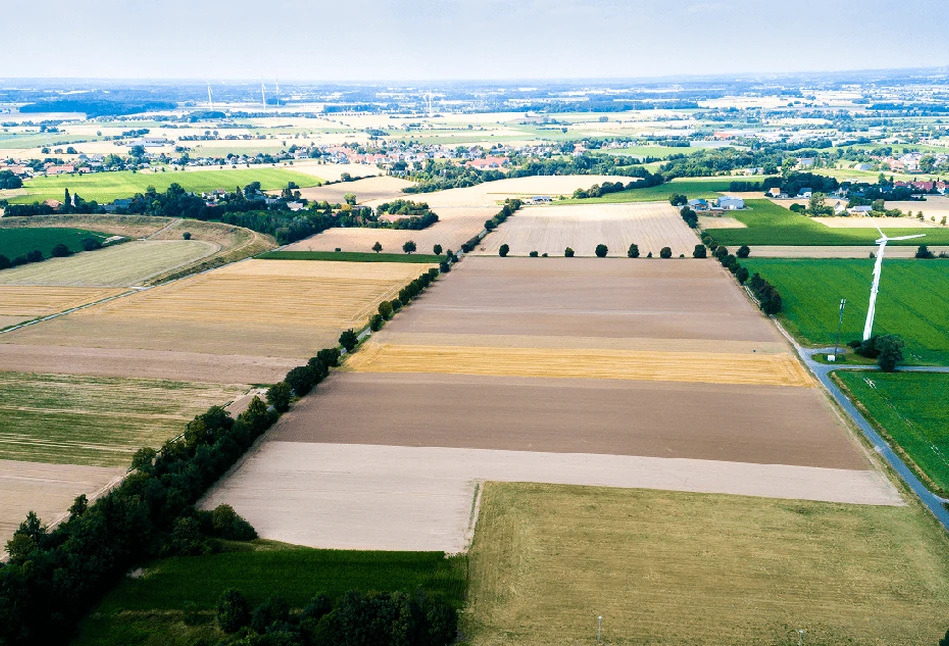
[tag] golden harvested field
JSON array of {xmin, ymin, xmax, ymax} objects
[
  {"xmin": 0, "ymin": 286, "xmax": 126, "ymax": 327},
  {"xmin": 466, "ymin": 482, "xmax": 949, "ymax": 646},
  {"xmin": 3, "ymin": 260, "xmax": 430, "ymax": 357},
  {"xmin": 290, "ymin": 176, "xmax": 415, "ymax": 204},
  {"xmin": 283, "ymin": 206, "xmax": 497, "ymax": 255},
  {"xmin": 0, "ymin": 240, "xmax": 216, "ymax": 287},
  {"xmin": 476, "ymin": 202, "xmax": 699, "ymax": 257},
  {"xmin": 345, "ymin": 342, "xmax": 813, "ymax": 387}
]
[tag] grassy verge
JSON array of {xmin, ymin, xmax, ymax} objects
[
  {"xmin": 705, "ymin": 199, "xmax": 949, "ymax": 246},
  {"xmin": 0, "ymin": 372, "xmax": 247, "ymax": 466},
  {"xmin": 0, "ymin": 227, "xmax": 110, "ymax": 258},
  {"xmin": 835, "ymin": 371, "xmax": 949, "ymax": 495},
  {"xmin": 73, "ymin": 543, "xmax": 466, "ymax": 646},
  {"xmin": 260, "ymin": 250, "xmax": 442, "ymax": 264},
  {"xmin": 743, "ymin": 258, "xmax": 949, "ymax": 364},
  {"xmin": 466, "ymin": 482, "xmax": 949, "ymax": 646}
]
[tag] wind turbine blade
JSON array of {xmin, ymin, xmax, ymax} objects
[
  {"xmin": 876, "ymin": 226, "xmax": 885, "ymax": 240},
  {"xmin": 886, "ymin": 234, "xmax": 926, "ymax": 241}
]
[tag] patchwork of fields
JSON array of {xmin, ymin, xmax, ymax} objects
[
  {"xmin": 475, "ymin": 202, "xmax": 698, "ymax": 257},
  {"xmin": 204, "ymin": 256, "xmax": 895, "ymax": 553}
]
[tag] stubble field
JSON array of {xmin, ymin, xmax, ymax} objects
[{"xmin": 475, "ymin": 202, "xmax": 698, "ymax": 257}]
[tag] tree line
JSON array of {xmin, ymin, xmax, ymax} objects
[{"xmin": 0, "ymin": 237, "xmax": 106, "ymax": 272}]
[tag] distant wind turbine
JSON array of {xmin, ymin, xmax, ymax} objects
[
  {"xmin": 207, "ymin": 82, "xmax": 214, "ymax": 111},
  {"xmin": 260, "ymin": 81, "xmax": 267, "ymax": 109},
  {"xmin": 863, "ymin": 227, "xmax": 925, "ymax": 340}
]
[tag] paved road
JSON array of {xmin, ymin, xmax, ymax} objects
[{"xmin": 779, "ymin": 333, "xmax": 949, "ymax": 529}]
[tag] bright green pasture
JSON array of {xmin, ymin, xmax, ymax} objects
[
  {"xmin": 743, "ymin": 258, "xmax": 949, "ymax": 364},
  {"xmin": 7, "ymin": 168, "xmax": 322, "ymax": 204},
  {"xmin": 836, "ymin": 372, "xmax": 949, "ymax": 494},
  {"xmin": 706, "ymin": 199, "xmax": 949, "ymax": 246},
  {"xmin": 0, "ymin": 227, "xmax": 109, "ymax": 258}
]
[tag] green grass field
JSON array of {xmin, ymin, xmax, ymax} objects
[
  {"xmin": 466, "ymin": 482, "xmax": 949, "ymax": 646},
  {"xmin": 836, "ymin": 372, "xmax": 949, "ymax": 495},
  {"xmin": 73, "ymin": 544, "xmax": 466, "ymax": 646},
  {"xmin": 0, "ymin": 372, "xmax": 247, "ymax": 467},
  {"xmin": 6, "ymin": 168, "xmax": 322, "ymax": 205},
  {"xmin": 743, "ymin": 258, "xmax": 949, "ymax": 364},
  {"xmin": 705, "ymin": 199, "xmax": 949, "ymax": 246},
  {"xmin": 0, "ymin": 240, "xmax": 214, "ymax": 287},
  {"xmin": 0, "ymin": 227, "xmax": 110, "ymax": 258},
  {"xmin": 259, "ymin": 250, "xmax": 443, "ymax": 264},
  {"xmin": 557, "ymin": 177, "xmax": 740, "ymax": 204}
]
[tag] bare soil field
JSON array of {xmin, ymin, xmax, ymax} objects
[
  {"xmin": 0, "ymin": 286, "xmax": 126, "ymax": 327},
  {"xmin": 386, "ymin": 257, "xmax": 783, "ymax": 342},
  {"xmin": 748, "ymin": 245, "xmax": 949, "ymax": 258},
  {"xmin": 698, "ymin": 215, "xmax": 747, "ymax": 228},
  {"xmin": 201, "ymin": 442, "xmax": 898, "ymax": 553},
  {"xmin": 369, "ymin": 175, "xmax": 634, "ymax": 209},
  {"xmin": 282, "ymin": 206, "xmax": 496, "ymax": 255},
  {"xmin": 271, "ymin": 372, "xmax": 863, "ymax": 469},
  {"xmin": 0, "ymin": 459, "xmax": 125, "ymax": 547},
  {"xmin": 0, "ymin": 344, "xmax": 298, "ymax": 384},
  {"xmin": 2, "ymin": 259, "xmax": 430, "ymax": 358},
  {"xmin": 475, "ymin": 202, "xmax": 698, "ymax": 257},
  {"xmin": 0, "ymin": 240, "xmax": 216, "ymax": 287},
  {"xmin": 346, "ymin": 342, "xmax": 812, "ymax": 387},
  {"xmin": 883, "ymin": 196, "xmax": 949, "ymax": 222},
  {"xmin": 289, "ymin": 176, "xmax": 414, "ymax": 204}
]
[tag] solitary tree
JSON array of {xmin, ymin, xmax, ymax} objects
[
  {"xmin": 627, "ymin": 243, "xmax": 640, "ymax": 258},
  {"xmin": 499, "ymin": 244, "xmax": 510, "ymax": 257},
  {"xmin": 339, "ymin": 329, "xmax": 359, "ymax": 352},
  {"xmin": 564, "ymin": 247, "xmax": 575, "ymax": 257},
  {"xmin": 433, "ymin": 244, "xmax": 443, "ymax": 255},
  {"xmin": 660, "ymin": 247, "xmax": 672, "ymax": 259},
  {"xmin": 693, "ymin": 244, "xmax": 707, "ymax": 258},
  {"xmin": 736, "ymin": 244, "xmax": 751, "ymax": 259},
  {"xmin": 876, "ymin": 335, "xmax": 904, "ymax": 372},
  {"xmin": 182, "ymin": 231, "xmax": 192, "ymax": 240},
  {"xmin": 402, "ymin": 240, "xmax": 417, "ymax": 254},
  {"xmin": 916, "ymin": 245, "xmax": 935, "ymax": 259},
  {"xmin": 595, "ymin": 244, "xmax": 608, "ymax": 258},
  {"xmin": 372, "ymin": 241, "xmax": 383, "ymax": 254}
]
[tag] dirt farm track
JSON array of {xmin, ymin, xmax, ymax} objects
[{"xmin": 204, "ymin": 257, "xmax": 900, "ymax": 551}]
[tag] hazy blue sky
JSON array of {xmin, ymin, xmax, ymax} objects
[{"xmin": 8, "ymin": 0, "xmax": 949, "ymax": 80}]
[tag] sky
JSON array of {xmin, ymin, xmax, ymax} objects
[{"xmin": 7, "ymin": 0, "xmax": 949, "ymax": 80}]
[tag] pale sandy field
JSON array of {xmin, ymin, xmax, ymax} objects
[
  {"xmin": 476, "ymin": 202, "xmax": 699, "ymax": 257},
  {"xmin": 202, "ymin": 442, "xmax": 899, "ymax": 552},
  {"xmin": 289, "ymin": 176, "xmax": 414, "ymax": 204},
  {"xmin": 698, "ymin": 215, "xmax": 747, "ymax": 228},
  {"xmin": 283, "ymin": 206, "xmax": 497, "ymax": 254},
  {"xmin": 368, "ymin": 175, "xmax": 635, "ymax": 209},
  {"xmin": 0, "ymin": 459, "xmax": 125, "ymax": 548},
  {"xmin": 1, "ymin": 259, "xmax": 430, "ymax": 358},
  {"xmin": 887, "ymin": 196, "xmax": 949, "ymax": 223}
]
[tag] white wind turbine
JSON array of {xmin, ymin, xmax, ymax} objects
[{"xmin": 862, "ymin": 227, "xmax": 925, "ymax": 340}]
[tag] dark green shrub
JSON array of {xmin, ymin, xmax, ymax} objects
[
  {"xmin": 693, "ymin": 244, "xmax": 707, "ymax": 258},
  {"xmin": 51, "ymin": 243, "xmax": 71, "ymax": 257},
  {"xmin": 217, "ymin": 589, "xmax": 251, "ymax": 633},
  {"xmin": 595, "ymin": 244, "xmax": 608, "ymax": 258},
  {"xmin": 627, "ymin": 243, "xmax": 640, "ymax": 258},
  {"xmin": 529, "ymin": 250, "xmax": 539, "ymax": 257},
  {"xmin": 250, "ymin": 594, "xmax": 290, "ymax": 633},
  {"xmin": 660, "ymin": 247, "xmax": 672, "ymax": 259},
  {"xmin": 369, "ymin": 314, "xmax": 384, "ymax": 331},
  {"xmin": 736, "ymin": 244, "xmax": 751, "ymax": 259},
  {"xmin": 339, "ymin": 329, "xmax": 359, "ymax": 352},
  {"xmin": 266, "ymin": 381, "xmax": 293, "ymax": 413},
  {"xmin": 499, "ymin": 244, "xmax": 509, "ymax": 257},
  {"xmin": 564, "ymin": 247, "xmax": 574, "ymax": 257},
  {"xmin": 286, "ymin": 365, "xmax": 317, "ymax": 396},
  {"xmin": 378, "ymin": 300, "xmax": 393, "ymax": 320}
]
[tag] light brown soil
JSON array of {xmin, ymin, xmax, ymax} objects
[
  {"xmin": 0, "ymin": 459, "xmax": 124, "ymax": 548},
  {"xmin": 475, "ymin": 202, "xmax": 699, "ymax": 258},
  {"xmin": 290, "ymin": 176, "xmax": 415, "ymax": 204},
  {"xmin": 201, "ymin": 442, "xmax": 899, "ymax": 552},
  {"xmin": 273, "ymin": 372, "xmax": 866, "ymax": 470},
  {"xmin": 282, "ymin": 206, "xmax": 497, "ymax": 255},
  {"xmin": 0, "ymin": 344, "xmax": 298, "ymax": 384},
  {"xmin": 698, "ymin": 215, "xmax": 747, "ymax": 229}
]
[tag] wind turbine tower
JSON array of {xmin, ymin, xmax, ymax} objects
[
  {"xmin": 275, "ymin": 79, "xmax": 280, "ymax": 107},
  {"xmin": 260, "ymin": 81, "xmax": 267, "ymax": 109},
  {"xmin": 862, "ymin": 227, "xmax": 925, "ymax": 340},
  {"xmin": 207, "ymin": 82, "xmax": 214, "ymax": 111},
  {"xmin": 426, "ymin": 92, "xmax": 434, "ymax": 118}
]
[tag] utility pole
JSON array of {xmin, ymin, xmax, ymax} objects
[
  {"xmin": 797, "ymin": 628, "xmax": 805, "ymax": 646},
  {"xmin": 833, "ymin": 298, "xmax": 846, "ymax": 360},
  {"xmin": 597, "ymin": 616, "xmax": 603, "ymax": 645}
]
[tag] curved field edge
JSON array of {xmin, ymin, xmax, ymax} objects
[
  {"xmin": 464, "ymin": 481, "xmax": 949, "ymax": 646},
  {"xmin": 833, "ymin": 371, "xmax": 949, "ymax": 497}
]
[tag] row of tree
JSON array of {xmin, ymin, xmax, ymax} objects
[
  {"xmin": 0, "ymin": 332, "xmax": 355, "ymax": 645},
  {"xmin": 214, "ymin": 588, "xmax": 457, "ymax": 646},
  {"xmin": 463, "ymin": 199, "xmax": 522, "ymax": 253},
  {"xmin": 0, "ymin": 238, "xmax": 104, "ymax": 272}
]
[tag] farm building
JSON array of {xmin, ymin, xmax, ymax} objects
[
  {"xmin": 688, "ymin": 198, "xmax": 709, "ymax": 211},
  {"xmin": 715, "ymin": 196, "xmax": 745, "ymax": 210},
  {"xmin": 848, "ymin": 205, "xmax": 873, "ymax": 216}
]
